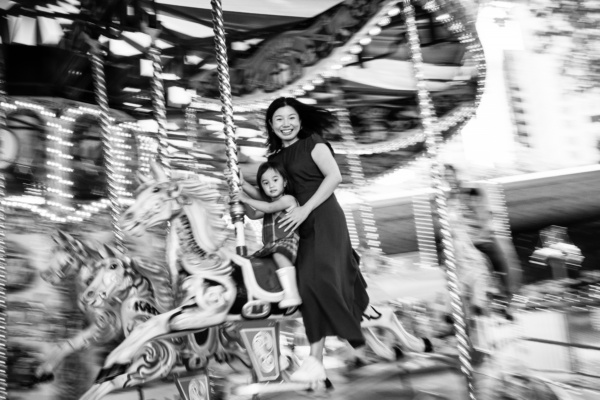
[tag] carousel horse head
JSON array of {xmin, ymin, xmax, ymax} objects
[
  {"xmin": 42, "ymin": 230, "xmax": 101, "ymax": 286},
  {"xmin": 121, "ymin": 159, "xmax": 228, "ymax": 255},
  {"xmin": 80, "ymin": 245, "xmax": 174, "ymax": 313},
  {"xmin": 81, "ymin": 246, "xmax": 134, "ymax": 308}
]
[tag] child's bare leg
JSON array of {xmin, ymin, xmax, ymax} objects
[{"xmin": 273, "ymin": 253, "xmax": 301, "ymax": 308}]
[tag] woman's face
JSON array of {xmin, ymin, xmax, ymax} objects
[
  {"xmin": 260, "ymin": 168, "xmax": 286, "ymax": 199},
  {"xmin": 271, "ymin": 105, "xmax": 301, "ymax": 147}
]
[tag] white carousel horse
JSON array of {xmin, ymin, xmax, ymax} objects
[
  {"xmin": 94, "ymin": 161, "xmax": 430, "ymax": 389},
  {"xmin": 36, "ymin": 232, "xmax": 108, "ymax": 380},
  {"xmin": 78, "ymin": 251, "xmax": 182, "ymax": 400}
]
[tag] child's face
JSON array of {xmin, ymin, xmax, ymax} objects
[{"xmin": 260, "ymin": 168, "xmax": 286, "ymax": 199}]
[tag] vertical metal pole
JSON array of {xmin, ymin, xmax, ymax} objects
[
  {"xmin": 336, "ymin": 106, "xmax": 383, "ymax": 256},
  {"xmin": 0, "ymin": 44, "xmax": 8, "ymax": 400},
  {"xmin": 403, "ymin": 1, "xmax": 476, "ymax": 399},
  {"xmin": 211, "ymin": 0, "xmax": 246, "ymax": 256},
  {"xmin": 88, "ymin": 41, "xmax": 125, "ymax": 252},
  {"xmin": 147, "ymin": 43, "xmax": 171, "ymax": 171}
]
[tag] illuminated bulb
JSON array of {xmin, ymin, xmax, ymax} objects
[
  {"xmin": 369, "ymin": 27, "xmax": 382, "ymax": 36},
  {"xmin": 378, "ymin": 17, "xmax": 391, "ymax": 26},
  {"xmin": 387, "ymin": 7, "xmax": 400, "ymax": 17},
  {"xmin": 349, "ymin": 45, "xmax": 363, "ymax": 54},
  {"xmin": 359, "ymin": 37, "xmax": 372, "ymax": 46}
]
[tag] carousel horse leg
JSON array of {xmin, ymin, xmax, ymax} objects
[
  {"xmin": 362, "ymin": 305, "xmax": 431, "ymax": 356},
  {"xmin": 104, "ymin": 306, "xmax": 182, "ymax": 368},
  {"xmin": 36, "ymin": 326, "xmax": 99, "ymax": 381}
]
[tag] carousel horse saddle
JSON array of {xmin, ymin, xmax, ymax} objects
[{"xmin": 230, "ymin": 256, "xmax": 290, "ymax": 319}]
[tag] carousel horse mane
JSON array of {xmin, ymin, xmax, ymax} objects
[
  {"xmin": 127, "ymin": 256, "xmax": 176, "ymax": 314},
  {"xmin": 136, "ymin": 174, "xmax": 230, "ymax": 254},
  {"xmin": 177, "ymin": 179, "xmax": 228, "ymax": 252}
]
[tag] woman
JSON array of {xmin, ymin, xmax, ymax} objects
[{"xmin": 239, "ymin": 97, "xmax": 369, "ymax": 384}]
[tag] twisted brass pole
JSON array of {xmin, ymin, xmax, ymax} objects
[
  {"xmin": 336, "ymin": 107, "xmax": 383, "ymax": 255},
  {"xmin": 402, "ymin": 2, "xmax": 476, "ymax": 399},
  {"xmin": 88, "ymin": 41, "xmax": 125, "ymax": 252},
  {"xmin": 148, "ymin": 45, "xmax": 171, "ymax": 171},
  {"xmin": 0, "ymin": 44, "xmax": 8, "ymax": 400},
  {"xmin": 211, "ymin": 0, "xmax": 246, "ymax": 255}
]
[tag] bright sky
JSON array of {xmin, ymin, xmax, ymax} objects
[{"xmin": 459, "ymin": 3, "xmax": 525, "ymax": 170}]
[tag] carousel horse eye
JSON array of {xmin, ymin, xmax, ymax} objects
[
  {"xmin": 152, "ymin": 187, "xmax": 161, "ymax": 193},
  {"xmin": 110, "ymin": 263, "xmax": 118, "ymax": 270}
]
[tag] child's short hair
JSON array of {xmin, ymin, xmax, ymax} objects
[{"xmin": 256, "ymin": 161, "xmax": 293, "ymax": 198}]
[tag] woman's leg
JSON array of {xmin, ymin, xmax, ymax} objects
[
  {"xmin": 291, "ymin": 337, "xmax": 327, "ymax": 382},
  {"xmin": 309, "ymin": 338, "xmax": 326, "ymax": 363}
]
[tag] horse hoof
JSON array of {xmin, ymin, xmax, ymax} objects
[
  {"xmin": 95, "ymin": 363, "xmax": 130, "ymax": 384},
  {"xmin": 35, "ymin": 371, "xmax": 54, "ymax": 383},
  {"xmin": 283, "ymin": 305, "xmax": 300, "ymax": 316},
  {"xmin": 423, "ymin": 337, "xmax": 434, "ymax": 353},
  {"xmin": 324, "ymin": 378, "xmax": 333, "ymax": 390},
  {"xmin": 305, "ymin": 378, "xmax": 334, "ymax": 395}
]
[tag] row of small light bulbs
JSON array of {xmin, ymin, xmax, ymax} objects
[
  {"xmin": 1, "ymin": 101, "xmax": 75, "ymax": 202},
  {"xmin": 340, "ymin": 0, "xmax": 486, "ymax": 171},
  {"xmin": 189, "ymin": 0, "xmax": 403, "ymax": 113},
  {"xmin": 189, "ymin": 0, "xmax": 478, "ymax": 158},
  {"xmin": 2, "ymin": 195, "xmax": 111, "ymax": 223},
  {"xmin": 1, "ymin": 101, "xmax": 156, "ymax": 222},
  {"xmin": 331, "ymin": 103, "xmax": 474, "ymax": 156}
]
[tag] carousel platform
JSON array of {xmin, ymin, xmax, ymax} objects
[{"xmin": 89, "ymin": 348, "xmax": 600, "ymax": 400}]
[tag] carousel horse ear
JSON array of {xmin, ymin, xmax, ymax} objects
[
  {"xmin": 63, "ymin": 231, "xmax": 80, "ymax": 249},
  {"xmin": 56, "ymin": 230, "xmax": 70, "ymax": 244},
  {"xmin": 89, "ymin": 247, "xmax": 102, "ymax": 260},
  {"xmin": 149, "ymin": 158, "xmax": 169, "ymax": 182},
  {"xmin": 167, "ymin": 182, "xmax": 182, "ymax": 199},
  {"xmin": 53, "ymin": 231, "xmax": 65, "ymax": 244},
  {"xmin": 136, "ymin": 171, "xmax": 152, "ymax": 185},
  {"xmin": 103, "ymin": 244, "xmax": 121, "ymax": 259}
]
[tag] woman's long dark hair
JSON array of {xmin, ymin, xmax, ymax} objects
[
  {"xmin": 256, "ymin": 161, "xmax": 293, "ymax": 198},
  {"xmin": 265, "ymin": 97, "xmax": 337, "ymax": 155}
]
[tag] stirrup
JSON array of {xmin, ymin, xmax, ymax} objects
[
  {"xmin": 241, "ymin": 300, "xmax": 271, "ymax": 319},
  {"xmin": 283, "ymin": 305, "xmax": 300, "ymax": 316}
]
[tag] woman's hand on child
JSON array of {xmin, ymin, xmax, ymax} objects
[{"xmin": 279, "ymin": 205, "xmax": 310, "ymax": 232}]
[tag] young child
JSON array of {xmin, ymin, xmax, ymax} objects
[{"xmin": 234, "ymin": 161, "xmax": 302, "ymax": 310}]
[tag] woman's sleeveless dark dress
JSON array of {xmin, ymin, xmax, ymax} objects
[{"xmin": 269, "ymin": 133, "xmax": 369, "ymax": 347}]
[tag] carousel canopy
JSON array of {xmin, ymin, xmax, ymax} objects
[{"xmin": 1, "ymin": 0, "xmax": 483, "ymax": 180}]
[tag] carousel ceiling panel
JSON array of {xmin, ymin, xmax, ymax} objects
[
  {"xmin": 2, "ymin": 0, "xmax": 484, "ymax": 180},
  {"xmin": 152, "ymin": 0, "xmax": 345, "ymax": 34}
]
